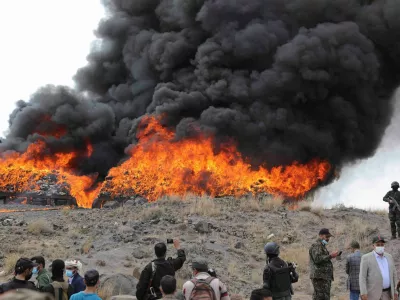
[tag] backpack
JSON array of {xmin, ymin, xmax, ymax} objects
[
  {"xmin": 268, "ymin": 262, "xmax": 292, "ymax": 296},
  {"xmin": 189, "ymin": 277, "xmax": 217, "ymax": 300},
  {"xmin": 51, "ymin": 281, "xmax": 69, "ymax": 300}
]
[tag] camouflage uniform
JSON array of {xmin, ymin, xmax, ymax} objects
[
  {"xmin": 309, "ymin": 239, "xmax": 333, "ymax": 300},
  {"xmin": 383, "ymin": 190, "xmax": 400, "ymax": 238}
]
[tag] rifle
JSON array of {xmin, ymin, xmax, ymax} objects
[{"xmin": 388, "ymin": 196, "xmax": 400, "ymax": 212}]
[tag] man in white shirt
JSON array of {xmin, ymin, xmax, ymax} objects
[
  {"xmin": 359, "ymin": 236, "xmax": 398, "ymax": 300},
  {"xmin": 182, "ymin": 258, "xmax": 230, "ymax": 300}
]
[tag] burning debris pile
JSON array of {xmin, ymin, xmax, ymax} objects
[{"xmin": 1, "ymin": 0, "xmax": 400, "ymax": 208}]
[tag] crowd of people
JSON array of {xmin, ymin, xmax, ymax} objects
[
  {"xmin": 1, "ymin": 230, "xmax": 400, "ymax": 300},
  {"xmin": 2, "ymin": 182, "xmax": 400, "ymax": 300}
]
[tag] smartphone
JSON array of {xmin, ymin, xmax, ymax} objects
[
  {"xmin": 167, "ymin": 239, "xmax": 174, "ymax": 244},
  {"xmin": 338, "ymin": 251, "xmax": 342, "ymax": 256}
]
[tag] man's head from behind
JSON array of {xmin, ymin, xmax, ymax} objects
[
  {"xmin": 349, "ymin": 241, "xmax": 360, "ymax": 253},
  {"xmin": 15, "ymin": 258, "xmax": 36, "ymax": 281},
  {"xmin": 160, "ymin": 275, "xmax": 176, "ymax": 296},
  {"xmin": 84, "ymin": 269, "xmax": 100, "ymax": 288},
  {"xmin": 51, "ymin": 259, "xmax": 65, "ymax": 279},
  {"xmin": 190, "ymin": 257, "xmax": 208, "ymax": 277},
  {"xmin": 250, "ymin": 289, "xmax": 272, "ymax": 300},
  {"xmin": 155, "ymin": 243, "xmax": 167, "ymax": 258}
]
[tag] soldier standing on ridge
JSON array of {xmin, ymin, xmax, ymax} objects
[{"xmin": 383, "ymin": 181, "xmax": 400, "ymax": 239}]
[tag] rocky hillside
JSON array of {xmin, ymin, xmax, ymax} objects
[{"xmin": 0, "ymin": 195, "xmax": 395, "ymax": 299}]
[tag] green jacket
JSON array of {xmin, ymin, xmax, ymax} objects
[
  {"xmin": 36, "ymin": 268, "xmax": 52, "ymax": 288},
  {"xmin": 309, "ymin": 239, "xmax": 334, "ymax": 280}
]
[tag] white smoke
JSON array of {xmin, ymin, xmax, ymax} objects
[{"xmin": 314, "ymin": 89, "xmax": 400, "ymax": 209}]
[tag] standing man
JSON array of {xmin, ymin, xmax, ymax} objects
[
  {"xmin": 309, "ymin": 228, "xmax": 341, "ymax": 300},
  {"xmin": 346, "ymin": 241, "xmax": 362, "ymax": 300},
  {"xmin": 383, "ymin": 181, "xmax": 400, "ymax": 239},
  {"xmin": 263, "ymin": 242, "xmax": 298, "ymax": 300},
  {"xmin": 136, "ymin": 239, "xmax": 186, "ymax": 300},
  {"xmin": 182, "ymin": 257, "xmax": 230, "ymax": 300},
  {"xmin": 31, "ymin": 256, "xmax": 52, "ymax": 289},
  {"xmin": 359, "ymin": 236, "xmax": 398, "ymax": 300},
  {"xmin": 0, "ymin": 258, "xmax": 37, "ymax": 294}
]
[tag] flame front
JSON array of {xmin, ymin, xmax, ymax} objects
[
  {"xmin": 103, "ymin": 116, "xmax": 331, "ymax": 201},
  {"xmin": 0, "ymin": 116, "xmax": 331, "ymax": 208},
  {"xmin": 0, "ymin": 141, "xmax": 98, "ymax": 208}
]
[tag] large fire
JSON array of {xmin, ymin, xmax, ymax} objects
[
  {"xmin": 0, "ymin": 141, "xmax": 99, "ymax": 208},
  {"xmin": 0, "ymin": 116, "xmax": 331, "ymax": 208},
  {"xmin": 103, "ymin": 116, "xmax": 331, "ymax": 201}
]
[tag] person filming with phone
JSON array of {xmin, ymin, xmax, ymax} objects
[
  {"xmin": 136, "ymin": 239, "xmax": 186, "ymax": 300},
  {"xmin": 309, "ymin": 228, "xmax": 341, "ymax": 300}
]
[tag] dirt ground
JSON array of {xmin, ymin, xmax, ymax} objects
[{"xmin": 0, "ymin": 195, "xmax": 396, "ymax": 299}]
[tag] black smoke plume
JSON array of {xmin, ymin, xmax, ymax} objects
[{"xmin": 2, "ymin": 0, "xmax": 400, "ymax": 177}]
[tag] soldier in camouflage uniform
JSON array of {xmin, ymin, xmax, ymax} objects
[
  {"xmin": 383, "ymin": 181, "xmax": 400, "ymax": 239},
  {"xmin": 309, "ymin": 228, "xmax": 340, "ymax": 300}
]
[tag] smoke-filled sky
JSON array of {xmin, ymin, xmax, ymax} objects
[
  {"xmin": 2, "ymin": 0, "xmax": 400, "ymax": 208},
  {"xmin": 0, "ymin": 0, "xmax": 104, "ymax": 136}
]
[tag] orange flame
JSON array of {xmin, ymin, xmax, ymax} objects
[
  {"xmin": 0, "ymin": 141, "xmax": 98, "ymax": 208},
  {"xmin": 103, "ymin": 116, "xmax": 331, "ymax": 201}
]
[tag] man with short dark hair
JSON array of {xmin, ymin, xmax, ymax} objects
[
  {"xmin": 346, "ymin": 241, "xmax": 362, "ymax": 300},
  {"xmin": 160, "ymin": 275, "xmax": 177, "ymax": 299},
  {"xmin": 70, "ymin": 269, "xmax": 101, "ymax": 300},
  {"xmin": 182, "ymin": 257, "xmax": 230, "ymax": 300},
  {"xmin": 250, "ymin": 289, "xmax": 272, "ymax": 300},
  {"xmin": 31, "ymin": 256, "xmax": 52, "ymax": 289},
  {"xmin": 0, "ymin": 258, "xmax": 37, "ymax": 294},
  {"xmin": 309, "ymin": 228, "xmax": 341, "ymax": 300},
  {"xmin": 136, "ymin": 239, "xmax": 186, "ymax": 300}
]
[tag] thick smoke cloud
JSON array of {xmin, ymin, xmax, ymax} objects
[{"xmin": 3, "ymin": 0, "xmax": 400, "ymax": 176}]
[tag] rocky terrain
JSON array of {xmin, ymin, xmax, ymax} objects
[{"xmin": 0, "ymin": 195, "xmax": 396, "ymax": 300}]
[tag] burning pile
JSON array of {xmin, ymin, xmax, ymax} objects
[
  {"xmin": 1, "ymin": 0, "xmax": 400, "ymax": 208},
  {"xmin": 0, "ymin": 116, "xmax": 330, "ymax": 208}
]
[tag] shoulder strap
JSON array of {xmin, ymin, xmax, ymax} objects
[
  {"xmin": 205, "ymin": 277, "xmax": 216, "ymax": 284},
  {"xmin": 148, "ymin": 262, "xmax": 157, "ymax": 289}
]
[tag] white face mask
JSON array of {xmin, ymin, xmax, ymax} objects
[{"xmin": 375, "ymin": 246, "xmax": 385, "ymax": 255}]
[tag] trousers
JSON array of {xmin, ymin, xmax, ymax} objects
[
  {"xmin": 350, "ymin": 290, "xmax": 360, "ymax": 300},
  {"xmin": 311, "ymin": 278, "xmax": 331, "ymax": 300},
  {"xmin": 389, "ymin": 210, "xmax": 400, "ymax": 237}
]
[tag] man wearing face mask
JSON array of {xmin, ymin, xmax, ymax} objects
[
  {"xmin": 65, "ymin": 260, "xmax": 86, "ymax": 294},
  {"xmin": 359, "ymin": 236, "xmax": 398, "ymax": 300},
  {"xmin": 0, "ymin": 258, "xmax": 37, "ymax": 294},
  {"xmin": 383, "ymin": 181, "xmax": 400, "ymax": 239},
  {"xmin": 31, "ymin": 256, "xmax": 52, "ymax": 289},
  {"xmin": 309, "ymin": 228, "xmax": 340, "ymax": 300}
]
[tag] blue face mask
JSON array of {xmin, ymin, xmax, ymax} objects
[
  {"xmin": 32, "ymin": 267, "xmax": 39, "ymax": 274},
  {"xmin": 66, "ymin": 270, "xmax": 74, "ymax": 278},
  {"xmin": 321, "ymin": 239, "xmax": 328, "ymax": 245}
]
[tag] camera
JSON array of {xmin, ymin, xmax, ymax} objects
[
  {"xmin": 167, "ymin": 239, "xmax": 174, "ymax": 244},
  {"xmin": 208, "ymin": 268, "xmax": 217, "ymax": 277}
]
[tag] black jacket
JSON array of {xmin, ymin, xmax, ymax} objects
[
  {"xmin": 0, "ymin": 278, "xmax": 37, "ymax": 294},
  {"xmin": 136, "ymin": 249, "xmax": 186, "ymax": 300}
]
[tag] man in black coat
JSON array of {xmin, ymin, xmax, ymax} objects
[
  {"xmin": 0, "ymin": 258, "xmax": 37, "ymax": 294},
  {"xmin": 136, "ymin": 239, "xmax": 186, "ymax": 300}
]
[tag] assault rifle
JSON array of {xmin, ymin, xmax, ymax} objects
[{"xmin": 388, "ymin": 196, "xmax": 400, "ymax": 212}]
